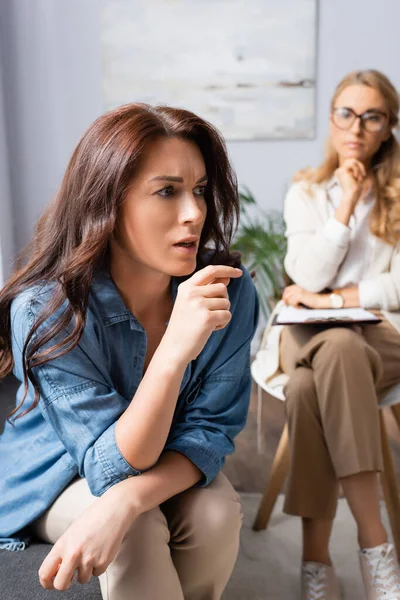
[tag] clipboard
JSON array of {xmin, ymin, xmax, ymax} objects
[{"xmin": 272, "ymin": 306, "xmax": 382, "ymax": 326}]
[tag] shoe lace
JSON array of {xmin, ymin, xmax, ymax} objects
[
  {"xmin": 303, "ymin": 564, "xmax": 328, "ymax": 600},
  {"xmin": 363, "ymin": 544, "xmax": 400, "ymax": 600}
]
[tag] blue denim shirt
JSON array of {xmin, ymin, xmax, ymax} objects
[{"xmin": 0, "ymin": 266, "xmax": 258, "ymax": 550}]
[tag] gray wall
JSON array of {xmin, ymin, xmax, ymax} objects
[
  {"xmin": 0, "ymin": 0, "xmax": 103, "ymax": 283},
  {"xmin": 1, "ymin": 0, "xmax": 400, "ymax": 281},
  {"xmin": 0, "ymin": 36, "xmax": 14, "ymax": 286},
  {"xmin": 230, "ymin": 0, "xmax": 400, "ymax": 210}
]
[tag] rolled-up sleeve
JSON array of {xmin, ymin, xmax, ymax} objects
[
  {"xmin": 164, "ymin": 369, "xmax": 252, "ymax": 486},
  {"xmin": 164, "ymin": 269, "xmax": 259, "ymax": 486},
  {"xmin": 323, "ymin": 218, "xmax": 351, "ymax": 247},
  {"xmin": 11, "ymin": 294, "xmax": 141, "ymax": 496}
]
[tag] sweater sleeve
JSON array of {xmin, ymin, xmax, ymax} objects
[
  {"xmin": 283, "ymin": 182, "xmax": 351, "ymax": 292},
  {"xmin": 358, "ymin": 244, "xmax": 400, "ymax": 310}
]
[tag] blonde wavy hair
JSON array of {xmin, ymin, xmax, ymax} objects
[{"xmin": 295, "ymin": 70, "xmax": 400, "ymax": 245}]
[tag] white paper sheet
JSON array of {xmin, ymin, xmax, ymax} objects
[{"xmin": 275, "ymin": 306, "xmax": 380, "ymax": 325}]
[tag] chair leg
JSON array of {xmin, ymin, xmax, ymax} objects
[
  {"xmin": 257, "ymin": 384, "xmax": 263, "ymax": 454},
  {"xmin": 253, "ymin": 422, "xmax": 290, "ymax": 531},
  {"xmin": 379, "ymin": 411, "xmax": 400, "ymax": 560}
]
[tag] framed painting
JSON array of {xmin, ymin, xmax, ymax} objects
[{"xmin": 101, "ymin": 0, "xmax": 318, "ymax": 140}]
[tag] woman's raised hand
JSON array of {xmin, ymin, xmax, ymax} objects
[
  {"xmin": 162, "ymin": 265, "xmax": 242, "ymax": 365},
  {"xmin": 334, "ymin": 158, "xmax": 373, "ymax": 225},
  {"xmin": 335, "ymin": 157, "xmax": 365, "ymax": 195},
  {"xmin": 334, "ymin": 158, "xmax": 372, "ymax": 207}
]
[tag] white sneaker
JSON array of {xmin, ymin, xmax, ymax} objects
[
  {"xmin": 359, "ymin": 542, "xmax": 400, "ymax": 600},
  {"xmin": 301, "ymin": 562, "xmax": 342, "ymax": 599}
]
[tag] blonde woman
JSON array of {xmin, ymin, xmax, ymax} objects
[{"xmin": 280, "ymin": 70, "xmax": 400, "ymax": 599}]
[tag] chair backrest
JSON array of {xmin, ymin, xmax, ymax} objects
[
  {"xmin": 251, "ymin": 357, "xmax": 287, "ymax": 401},
  {"xmin": 380, "ymin": 383, "xmax": 400, "ymax": 408}
]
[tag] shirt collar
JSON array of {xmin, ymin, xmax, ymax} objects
[
  {"xmin": 325, "ymin": 175, "xmax": 340, "ymax": 191},
  {"xmin": 325, "ymin": 174, "xmax": 375, "ymax": 205},
  {"xmin": 90, "ymin": 269, "xmax": 181, "ymax": 326}
]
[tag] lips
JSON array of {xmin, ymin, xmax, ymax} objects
[{"xmin": 173, "ymin": 237, "xmax": 199, "ymax": 247}]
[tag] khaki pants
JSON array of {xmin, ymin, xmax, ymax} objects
[
  {"xmin": 32, "ymin": 473, "xmax": 242, "ymax": 600},
  {"xmin": 280, "ymin": 318, "xmax": 400, "ymax": 520}
]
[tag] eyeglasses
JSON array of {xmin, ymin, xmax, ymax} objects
[{"xmin": 331, "ymin": 107, "xmax": 388, "ymax": 133}]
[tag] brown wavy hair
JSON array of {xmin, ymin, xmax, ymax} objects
[
  {"xmin": 0, "ymin": 103, "xmax": 240, "ymax": 420},
  {"xmin": 294, "ymin": 69, "xmax": 400, "ymax": 245}
]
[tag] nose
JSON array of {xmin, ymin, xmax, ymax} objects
[
  {"xmin": 351, "ymin": 116, "xmax": 362, "ymax": 134},
  {"xmin": 178, "ymin": 192, "xmax": 206, "ymax": 225}
]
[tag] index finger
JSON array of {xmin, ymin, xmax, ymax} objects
[{"xmin": 191, "ymin": 265, "xmax": 243, "ymax": 286}]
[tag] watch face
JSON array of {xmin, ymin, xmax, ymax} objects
[{"xmin": 330, "ymin": 293, "xmax": 343, "ymax": 308}]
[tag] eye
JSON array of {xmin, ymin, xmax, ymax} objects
[
  {"xmin": 365, "ymin": 113, "xmax": 381, "ymax": 122},
  {"xmin": 156, "ymin": 185, "xmax": 174, "ymax": 197},
  {"xmin": 194, "ymin": 185, "xmax": 207, "ymax": 197},
  {"xmin": 337, "ymin": 107, "xmax": 352, "ymax": 119}
]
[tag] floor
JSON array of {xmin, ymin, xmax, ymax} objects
[{"xmin": 223, "ymin": 494, "xmax": 391, "ymax": 599}]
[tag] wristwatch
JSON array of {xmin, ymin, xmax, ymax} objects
[{"xmin": 329, "ymin": 292, "xmax": 344, "ymax": 309}]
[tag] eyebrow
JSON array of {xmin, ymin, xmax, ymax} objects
[
  {"xmin": 340, "ymin": 106, "xmax": 386, "ymax": 114},
  {"xmin": 149, "ymin": 175, "xmax": 208, "ymax": 184}
]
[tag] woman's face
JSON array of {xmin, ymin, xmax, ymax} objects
[
  {"xmin": 114, "ymin": 136, "xmax": 207, "ymax": 278},
  {"xmin": 329, "ymin": 84, "xmax": 391, "ymax": 165}
]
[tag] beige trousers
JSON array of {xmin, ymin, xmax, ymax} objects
[
  {"xmin": 280, "ymin": 317, "xmax": 400, "ymax": 520},
  {"xmin": 32, "ymin": 473, "xmax": 242, "ymax": 600}
]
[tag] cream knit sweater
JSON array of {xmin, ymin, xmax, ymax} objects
[
  {"xmin": 284, "ymin": 180, "xmax": 400, "ymax": 332},
  {"xmin": 258, "ymin": 180, "xmax": 400, "ymax": 383}
]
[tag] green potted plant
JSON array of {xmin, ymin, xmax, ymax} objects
[{"xmin": 232, "ymin": 186, "xmax": 288, "ymax": 318}]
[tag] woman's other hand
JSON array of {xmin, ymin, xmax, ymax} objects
[
  {"xmin": 162, "ymin": 265, "xmax": 243, "ymax": 365},
  {"xmin": 282, "ymin": 285, "xmax": 326, "ymax": 309},
  {"xmin": 38, "ymin": 482, "xmax": 137, "ymax": 591}
]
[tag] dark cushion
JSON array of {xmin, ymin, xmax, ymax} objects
[
  {"xmin": 0, "ymin": 376, "xmax": 101, "ymax": 598},
  {"xmin": 0, "ymin": 544, "xmax": 101, "ymax": 599},
  {"xmin": 0, "ymin": 374, "xmax": 16, "ymax": 434}
]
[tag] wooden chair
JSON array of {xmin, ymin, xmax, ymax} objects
[{"xmin": 251, "ymin": 355, "xmax": 400, "ymax": 560}]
